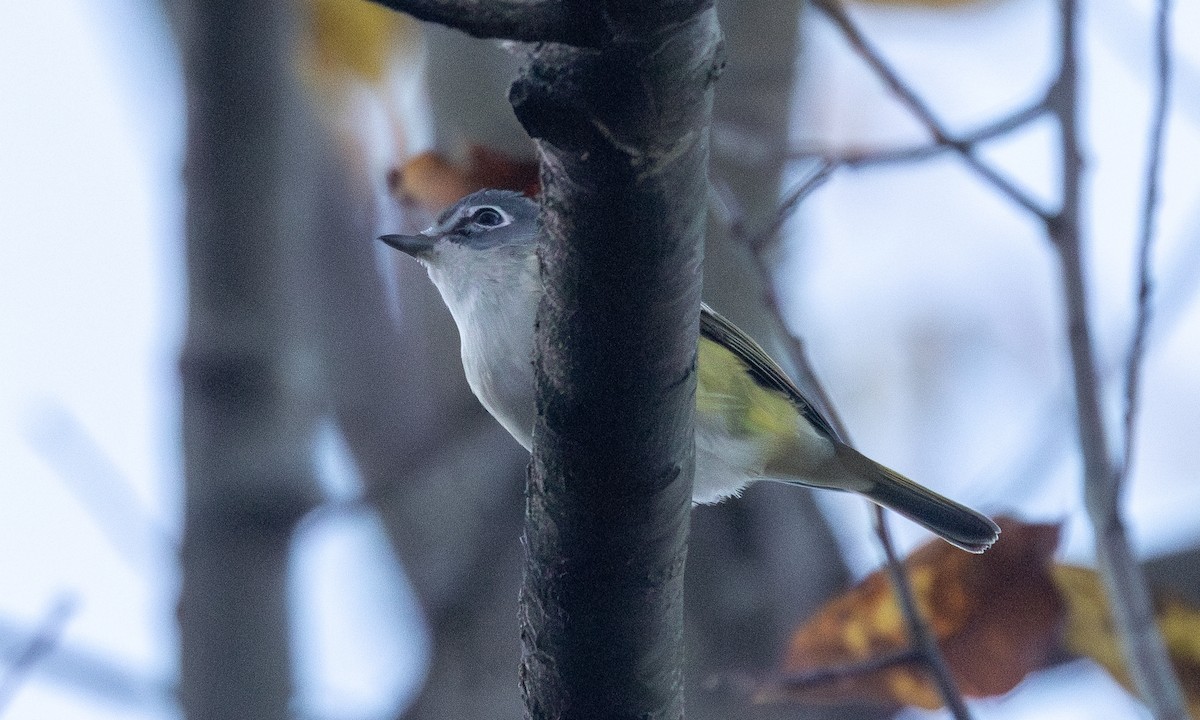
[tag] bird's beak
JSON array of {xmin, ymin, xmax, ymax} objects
[{"xmin": 379, "ymin": 232, "xmax": 438, "ymax": 258}]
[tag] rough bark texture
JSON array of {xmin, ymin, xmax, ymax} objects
[
  {"xmin": 370, "ymin": 0, "xmax": 604, "ymax": 46},
  {"xmin": 174, "ymin": 1, "xmax": 322, "ymax": 718},
  {"xmin": 511, "ymin": 4, "xmax": 723, "ymax": 717}
]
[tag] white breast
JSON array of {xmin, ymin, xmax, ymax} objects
[
  {"xmin": 460, "ymin": 322, "xmax": 536, "ymax": 450},
  {"xmin": 428, "ymin": 250, "xmax": 541, "ymax": 451}
]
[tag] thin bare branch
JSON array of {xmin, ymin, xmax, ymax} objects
[
  {"xmin": 778, "ymin": 645, "xmax": 921, "ymax": 688},
  {"xmin": 368, "ymin": 0, "xmax": 602, "ymax": 46},
  {"xmin": 0, "ymin": 614, "xmax": 173, "ymax": 712},
  {"xmin": 772, "ymin": 1, "xmax": 1186, "ymax": 715},
  {"xmin": 811, "ymin": 0, "xmax": 1054, "ymax": 222},
  {"xmin": 792, "ymin": 96, "xmax": 1048, "ymax": 170},
  {"xmin": 783, "ymin": 316, "xmax": 974, "ymax": 720},
  {"xmin": 699, "ymin": 4, "xmax": 868, "ymax": 712},
  {"xmin": 0, "ymin": 595, "xmax": 78, "ymax": 714},
  {"xmin": 1121, "ymin": 0, "xmax": 1173, "ymax": 482},
  {"xmin": 872, "ymin": 507, "xmax": 973, "ymax": 720},
  {"xmin": 742, "ymin": 160, "xmax": 838, "ymax": 255},
  {"xmin": 1045, "ymin": 1, "xmax": 1188, "ymax": 718}
]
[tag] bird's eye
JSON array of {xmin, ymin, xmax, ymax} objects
[{"xmin": 470, "ymin": 207, "xmax": 506, "ymax": 228}]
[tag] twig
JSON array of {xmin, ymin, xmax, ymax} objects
[
  {"xmin": 0, "ymin": 595, "xmax": 79, "ymax": 714},
  {"xmin": 742, "ymin": 160, "xmax": 838, "ymax": 255},
  {"xmin": 764, "ymin": 307, "xmax": 978, "ymax": 720},
  {"xmin": 782, "ymin": 1, "xmax": 1185, "ymax": 715},
  {"xmin": 0, "ymin": 614, "xmax": 172, "ymax": 712},
  {"xmin": 872, "ymin": 506, "xmax": 974, "ymax": 720},
  {"xmin": 1046, "ymin": 1, "xmax": 1188, "ymax": 718},
  {"xmin": 779, "ymin": 645, "xmax": 921, "ymax": 688},
  {"xmin": 725, "ymin": 186, "xmax": 975, "ymax": 720},
  {"xmin": 1121, "ymin": 0, "xmax": 1172, "ymax": 483},
  {"xmin": 786, "ymin": 320, "xmax": 974, "ymax": 720},
  {"xmin": 791, "ymin": 96, "xmax": 1048, "ymax": 170},
  {"xmin": 811, "ymin": 0, "xmax": 1054, "ymax": 222},
  {"xmin": 710, "ymin": 167, "xmax": 843, "ymax": 428},
  {"xmin": 368, "ymin": 0, "xmax": 601, "ymax": 46}
]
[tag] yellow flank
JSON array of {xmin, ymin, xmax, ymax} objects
[{"xmin": 697, "ymin": 336, "xmax": 798, "ymax": 441}]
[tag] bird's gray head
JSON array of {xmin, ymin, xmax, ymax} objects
[
  {"xmin": 380, "ymin": 189, "xmax": 539, "ymax": 270},
  {"xmin": 380, "ymin": 189, "xmax": 542, "ymax": 315}
]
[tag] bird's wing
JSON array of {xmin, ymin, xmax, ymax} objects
[{"xmin": 698, "ymin": 303, "xmax": 841, "ymax": 442}]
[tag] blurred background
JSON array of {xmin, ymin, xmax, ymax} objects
[{"xmin": 1, "ymin": 0, "xmax": 1198, "ymax": 718}]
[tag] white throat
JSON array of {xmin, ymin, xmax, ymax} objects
[{"xmin": 426, "ymin": 249, "xmax": 541, "ymax": 450}]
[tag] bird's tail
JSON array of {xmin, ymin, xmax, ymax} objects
[{"xmin": 837, "ymin": 445, "xmax": 1000, "ymax": 553}]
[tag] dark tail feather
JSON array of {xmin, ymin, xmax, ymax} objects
[{"xmin": 839, "ymin": 447, "xmax": 1000, "ymax": 553}]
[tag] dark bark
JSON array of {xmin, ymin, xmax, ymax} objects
[
  {"xmin": 509, "ymin": 4, "xmax": 722, "ymax": 718},
  {"xmin": 174, "ymin": 1, "xmax": 323, "ymax": 718}
]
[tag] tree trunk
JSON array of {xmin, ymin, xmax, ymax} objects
[
  {"xmin": 512, "ymin": 3, "xmax": 722, "ymax": 717},
  {"xmin": 175, "ymin": 1, "xmax": 323, "ymax": 717}
]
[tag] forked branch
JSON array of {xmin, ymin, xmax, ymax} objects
[
  {"xmin": 811, "ymin": 0, "xmax": 1053, "ymax": 222},
  {"xmin": 804, "ymin": 2, "xmax": 1187, "ymax": 715},
  {"xmin": 1067, "ymin": 0, "xmax": 1186, "ymax": 716}
]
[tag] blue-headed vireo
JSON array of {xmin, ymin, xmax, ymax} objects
[{"xmin": 381, "ymin": 189, "xmax": 999, "ymax": 553}]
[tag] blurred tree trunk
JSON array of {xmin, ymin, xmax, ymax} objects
[{"xmin": 174, "ymin": 0, "xmax": 323, "ymax": 717}]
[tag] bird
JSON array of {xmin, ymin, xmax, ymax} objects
[{"xmin": 380, "ymin": 189, "xmax": 1000, "ymax": 553}]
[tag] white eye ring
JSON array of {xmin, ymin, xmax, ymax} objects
[{"xmin": 466, "ymin": 205, "xmax": 510, "ymax": 228}]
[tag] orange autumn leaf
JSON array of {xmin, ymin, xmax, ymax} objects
[
  {"xmin": 767, "ymin": 518, "xmax": 1064, "ymax": 709},
  {"xmin": 395, "ymin": 147, "xmax": 540, "ymax": 213},
  {"xmin": 1053, "ymin": 565, "xmax": 1200, "ymax": 718}
]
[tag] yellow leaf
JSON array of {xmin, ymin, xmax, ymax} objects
[
  {"xmin": 306, "ymin": 0, "xmax": 415, "ymax": 85},
  {"xmin": 1053, "ymin": 565, "xmax": 1200, "ymax": 718}
]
